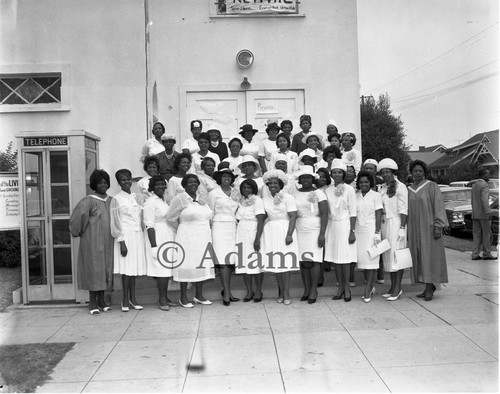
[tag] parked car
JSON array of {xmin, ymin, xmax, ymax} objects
[
  {"xmin": 449, "ymin": 181, "xmax": 470, "ymax": 188},
  {"xmin": 441, "ymin": 187, "xmax": 472, "ymax": 233},
  {"xmin": 464, "ymin": 191, "xmax": 499, "ymax": 245},
  {"xmin": 466, "ymin": 178, "xmax": 499, "ymax": 192}
]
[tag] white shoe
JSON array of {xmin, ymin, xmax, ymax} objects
[
  {"xmin": 377, "ymin": 279, "xmax": 385, "ymax": 284},
  {"xmin": 387, "ymin": 290, "xmax": 403, "ymax": 301},
  {"xmin": 179, "ymin": 299, "xmax": 194, "ymax": 308},
  {"xmin": 193, "ymin": 297, "xmax": 212, "ymax": 305}
]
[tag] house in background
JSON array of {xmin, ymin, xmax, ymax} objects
[
  {"xmin": 408, "ymin": 144, "xmax": 447, "ymax": 167},
  {"xmin": 427, "ymin": 130, "xmax": 499, "ymax": 179}
]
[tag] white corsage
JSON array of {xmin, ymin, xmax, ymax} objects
[
  {"xmin": 273, "ymin": 191, "xmax": 284, "ymax": 205},
  {"xmin": 334, "ymin": 184, "xmax": 345, "ymax": 197},
  {"xmin": 230, "ymin": 187, "xmax": 241, "ymax": 202},
  {"xmin": 346, "ymin": 151, "xmax": 355, "ymax": 162},
  {"xmin": 240, "ymin": 194, "xmax": 257, "ymax": 207},
  {"xmin": 307, "ymin": 191, "xmax": 318, "ymax": 212}
]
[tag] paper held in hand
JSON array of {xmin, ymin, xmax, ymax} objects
[{"xmin": 367, "ymin": 239, "xmax": 391, "ymax": 259}]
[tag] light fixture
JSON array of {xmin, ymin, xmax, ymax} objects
[
  {"xmin": 236, "ymin": 49, "xmax": 254, "ymax": 69},
  {"xmin": 240, "ymin": 77, "xmax": 251, "ymax": 90}
]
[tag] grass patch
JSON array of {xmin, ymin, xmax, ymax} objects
[
  {"xmin": 0, "ymin": 266, "xmax": 22, "ymax": 312},
  {"xmin": 0, "ymin": 342, "xmax": 74, "ymax": 392}
]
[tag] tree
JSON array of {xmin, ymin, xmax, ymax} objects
[
  {"xmin": 0, "ymin": 141, "xmax": 18, "ymax": 172},
  {"xmin": 361, "ymin": 94, "xmax": 410, "ymax": 181},
  {"xmin": 436, "ymin": 160, "xmax": 478, "ymax": 185}
]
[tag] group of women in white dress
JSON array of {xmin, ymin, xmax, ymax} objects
[{"xmin": 70, "ymin": 116, "xmax": 449, "ymax": 314}]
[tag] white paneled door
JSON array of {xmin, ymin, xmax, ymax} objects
[{"xmin": 185, "ymin": 90, "xmax": 304, "ymax": 144}]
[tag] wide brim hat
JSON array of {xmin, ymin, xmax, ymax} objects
[
  {"xmin": 238, "ymin": 155, "xmax": 259, "ymax": 169},
  {"xmin": 377, "ymin": 158, "xmax": 398, "ymax": 172},
  {"xmin": 294, "ymin": 166, "xmax": 319, "ymax": 180},
  {"xmin": 302, "ymin": 132, "xmax": 321, "ymax": 145},
  {"xmin": 161, "ymin": 134, "xmax": 176, "ymax": 143},
  {"xmin": 330, "ymin": 158, "xmax": 347, "ymax": 172},
  {"xmin": 273, "ymin": 153, "xmax": 288, "ymax": 164},
  {"xmin": 262, "ymin": 169, "xmax": 288, "ymax": 185},
  {"xmin": 213, "ymin": 161, "xmax": 237, "ymax": 183},
  {"xmin": 239, "ymin": 124, "xmax": 258, "ymax": 135},
  {"xmin": 298, "ymin": 148, "xmax": 319, "ymax": 164}
]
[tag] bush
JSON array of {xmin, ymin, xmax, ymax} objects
[{"xmin": 0, "ymin": 230, "xmax": 21, "ymax": 268}]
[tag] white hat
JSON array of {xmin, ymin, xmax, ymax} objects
[
  {"xmin": 302, "ymin": 132, "xmax": 321, "ymax": 144},
  {"xmin": 326, "ymin": 119, "xmax": 337, "ymax": 127},
  {"xmin": 363, "ymin": 158, "xmax": 378, "ymax": 167},
  {"xmin": 298, "ymin": 148, "xmax": 319, "ymax": 164},
  {"xmin": 262, "ymin": 169, "xmax": 288, "ymax": 185},
  {"xmin": 378, "ymin": 158, "xmax": 398, "ymax": 171},
  {"xmin": 274, "ymin": 153, "xmax": 288, "ymax": 163},
  {"xmin": 238, "ymin": 155, "xmax": 259, "ymax": 169},
  {"xmin": 330, "ymin": 159, "xmax": 346, "ymax": 172},
  {"xmin": 294, "ymin": 166, "xmax": 319, "ymax": 180},
  {"xmin": 161, "ymin": 134, "xmax": 176, "ymax": 142}
]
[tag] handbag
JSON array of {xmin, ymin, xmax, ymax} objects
[
  {"xmin": 367, "ymin": 239, "xmax": 391, "ymax": 259},
  {"xmin": 394, "ymin": 247, "xmax": 413, "ymax": 270}
]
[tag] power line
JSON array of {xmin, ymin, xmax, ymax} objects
[
  {"xmin": 392, "ymin": 60, "xmax": 499, "ymax": 103},
  {"xmin": 369, "ymin": 22, "xmax": 499, "ymax": 92},
  {"xmin": 393, "ymin": 71, "xmax": 498, "ymax": 112}
]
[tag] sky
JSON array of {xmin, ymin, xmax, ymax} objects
[{"xmin": 357, "ymin": 0, "xmax": 499, "ymax": 150}]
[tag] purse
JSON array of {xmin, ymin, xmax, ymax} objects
[
  {"xmin": 394, "ymin": 247, "xmax": 413, "ymax": 270},
  {"xmin": 367, "ymin": 239, "xmax": 391, "ymax": 259}
]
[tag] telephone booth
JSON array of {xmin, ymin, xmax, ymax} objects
[{"xmin": 16, "ymin": 130, "xmax": 100, "ymax": 303}]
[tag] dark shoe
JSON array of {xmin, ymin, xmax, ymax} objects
[
  {"xmin": 300, "ymin": 295, "xmax": 309, "ymax": 302},
  {"xmin": 471, "ymin": 256, "xmax": 482, "ymax": 260},
  {"xmin": 229, "ymin": 297, "xmax": 240, "ymax": 302},
  {"xmin": 308, "ymin": 298, "xmax": 316, "ymax": 304},
  {"xmin": 424, "ymin": 284, "xmax": 436, "ymax": 301},
  {"xmin": 254, "ymin": 294, "xmax": 263, "ymax": 303},
  {"xmin": 222, "ymin": 300, "xmax": 230, "ymax": 306},
  {"xmin": 332, "ymin": 291, "xmax": 345, "ymax": 300},
  {"xmin": 482, "ymin": 255, "xmax": 497, "ymax": 260},
  {"xmin": 243, "ymin": 292, "xmax": 254, "ymax": 302},
  {"xmin": 416, "ymin": 292, "xmax": 425, "ymax": 298},
  {"xmin": 344, "ymin": 291, "xmax": 351, "ymax": 302},
  {"xmin": 317, "ymin": 282, "xmax": 324, "ymax": 288}
]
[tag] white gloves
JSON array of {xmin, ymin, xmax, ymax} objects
[
  {"xmin": 373, "ymin": 233, "xmax": 381, "ymax": 244},
  {"xmin": 397, "ymin": 228, "xmax": 406, "ymax": 241}
]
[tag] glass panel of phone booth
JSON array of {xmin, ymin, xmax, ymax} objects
[
  {"xmin": 50, "ymin": 151, "xmax": 70, "ymax": 215},
  {"xmin": 27, "ymin": 220, "xmax": 47, "ymax": 285},
  {"xmin": 52, "ymin": 218, "xmax": 72, "ymax": 284},
  {"xmin": 25, "ymin": 152, "xmax": 44, "ymax": 217}
]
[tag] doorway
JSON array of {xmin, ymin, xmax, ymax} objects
[{"xmin": 184, "ymin": 89, "xmax": 305, "ymax": 143}]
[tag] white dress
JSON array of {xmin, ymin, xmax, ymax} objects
[
  {"xmin": 259, "ymin": 139, "xmax": 278, "ymax": 170},
  {"xmin": 293, "ymin": 189, "xmax": 327, "ymax": 263},
  {"xmin": 140, "ymin": 138, "xmax": 165, "ymax": 162},
  {"xmin": 235, "ymin": 196, "xmax": 266, "ymax": 274},
  {"xmin": 181, "ymin": 138, "xmax": 200, "ymax": 154},
  {"xmin": 261, "ymin": 192, "xmax": 300, "ymax": 273},
  {"xmin": 208, "ymin": 186, "xmax": 239, "ymax": 265},
  {"xmin": 223, "ymin": 155, "xmax": 243, "ymax": 176},
  {"xmin": 189, "ymin": 151, "xmax": 220, "ymax": 175},
  {"xmin": 136, "ymin": 175, "xmax": 153, "ymax": 206},
  {"xmin": 143, "ymin": 194, "xmax": 175, "ymax": 277},
  {"xmin": 355, "ymin": 189, "xmax": 383, "ymax": 269},
  {"xmin": 380, "ymin": 180, "xmax": 408, "ymax": 272},
  {"xmin": 166, "ymin": 192, "xmax": 215, "ymax": 282},
  {"xmin": 111, "ymin": 191, "xmax": 147, "ymax": 276},
  {"xmin": 324, "ymin": 183, "xmax": 357, "ymax": 264},
  {"xmin": 341, "ymin": 148, "xmax": 362, "ymax": 173},
  {"xmin": 166, "ymin": 176, "xmax": 185, "ymax": 202}
]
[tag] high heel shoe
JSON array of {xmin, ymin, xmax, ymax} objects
[
  {"xmin": 158, "ymin": 300, "xmax": 170, "ymax": 311},
  {"xmin": 179, "ymin": 299, "xmax": 194, "ymax": 308},
  {"xmin": 253, "ymin": 293, "xmax": 263, "ymax": 303},
  {"xmin": 300, "ymin": 295, "xmax": 309, "ymax": 302},
  {"xmin": 362, "ymin": 287, "xmax": 376, "ymax": 303},
  {"xmin": 89, "ymin": 308, "xmax": 100, "ymax": 315},
  {"xmin": 284, "ymin": 299, "xmax": 291, "ymax": 305},
  {"xmin": 193, "ymin": 297, "xmax": 212, "ymax": 305},
  {"xmin": 129, "ymin": 300, "xmax": 143, "ymax": 310},
  {"xmin": 344, "ymin": 291, "xmax": 351, "ymax": 302},
  {"xmin": 121, "ymin": 303, "xmax": 129, "ymax": 312},
  {"xmin": 332, "ymin": 291, "xmax": 345, "ymax": 300},
  {"xmin": 308, "ymin": 298, "xmax": 317, "ymax": 304},
  {"xmin": 387, "ymin": 290, "xmax": 403, "ymax": 301},
  {"xmin": 243, "ymin": 292, "xmax": 254, "ymax": 302},
  {"xmin": 221, "ymin": 290, "xmax": 240, "ymax": 302}
]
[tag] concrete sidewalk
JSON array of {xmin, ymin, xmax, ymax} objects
[{"xmin": 0, "ymin": 248, "xmax": 498, "ymax": 392}]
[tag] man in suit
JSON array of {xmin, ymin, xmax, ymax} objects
[{"xmin": 471, "ymin": 168, "xmax": 495, "ymax": 260}]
